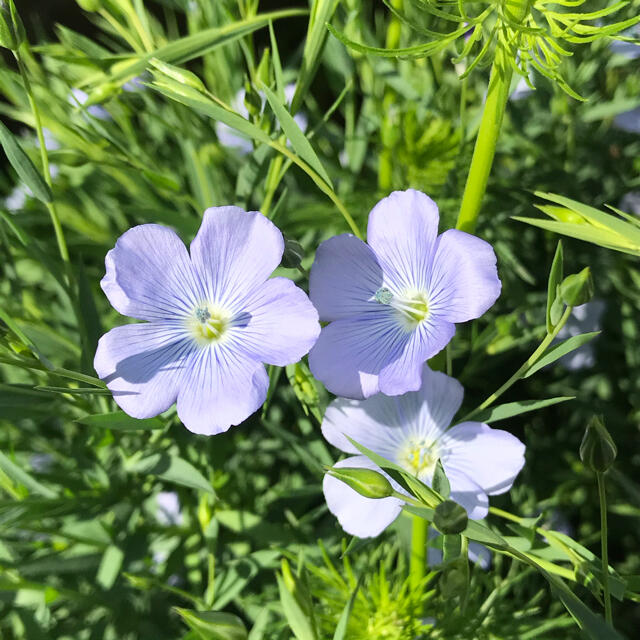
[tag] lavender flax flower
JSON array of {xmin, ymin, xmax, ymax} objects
[
  {"xmin": 94, "ymin": 207, "xmax": 320, "ymax": 435},
  {"xmin": 309, "ymin": 189, "xmax": 501, "ymax": 399},
  {"xmin": 322, "ymin": 367, "xmax": 525, "ymax": 538}
]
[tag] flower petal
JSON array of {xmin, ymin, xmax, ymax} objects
[
  {"xmin": 441, "ymin": 465, "xmax": 489, "ymax": 520},
  {"xmin": 309, "ymin": 234, "xmax": 384, "ymax": 321},
  {"xmin": 101, "ymin": 224, "xmax": 202, "ymax": 321},
  {"xmin": 94, "ymin": 322, "xmax": 192, "ymax": 418},
  {"xmin": 308, "ymin": 311, "xmax": 410, "ymax": 399},
  {"xmin": 321, "ymin": 367, "xmax": 463, "ymax": 459},
  {"xmin": 323, "ymin": 456, "xmax": 404, "ymax": 538},
  {"xmin": 175, "ymin": 344, "xmax": 269, "ymax": 436},
  {"xmin": 239, "ymin": 277, "xmax": 320, "ymax": 366},
  {"xmin": 428, "ymin": 229, "xmax": 501, "ymax": 323},
  {"xmin": 366, "ymin": 190, "xmax": 440, "ymax": 291},
  {"xmin": 377, "ymin": 322, "xmax": 455, "ymax": 396},
  {"xmin": 190, "ymin": 207, "xmax": 284, "ymax": 309},
  {"xmin": 439, "ymin": 422, "xmax": 526, "ymax": 496}
]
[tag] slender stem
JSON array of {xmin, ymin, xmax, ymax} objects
[
  {"xmin": 455, "ymin": 44, "xmax": 512, "ymax": 233},
  {"xmin": 597, "ymin": 472, "xmax": 612, "ymax": 625},
  {"xmin": 14, "ymin": 50, "xmax": 70, "ymax": 268},
  {"xmin": 410, "ymin": 514, "xmax": 428, "ymax": 594},
  {"xmin": 464, "ymin": 305, "xmax": 573, "ymax": 420}
]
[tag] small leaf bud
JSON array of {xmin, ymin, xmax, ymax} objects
[{"xmin": 561, "ymin": 267, "xmax": 594, "ymax": 307}]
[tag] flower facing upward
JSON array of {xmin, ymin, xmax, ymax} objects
[
  {"xmin": 322, "ymin": 367, "xmax": 525, "ymax": 538},
  {"xmin": 308, "ymin": 190, "xmax": 501, "ymax": 399},
  {"xmin": 94, "ymin": 207, "xmax": 320, "ymax": 435}
]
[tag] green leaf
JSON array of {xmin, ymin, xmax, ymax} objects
[
  {"xmin": 0, "ymin": 451, "xmax": 57, "ymax": 498},
  {"xmin": 546, "ymin": 242, "xmax": 563, "ymax": 332},
  {"xmin": 523, "ymin": 332, "xmax": 600, "ymax": 378},
  {"xmin": 260, "ymin": 83, "xmax": 332, "ymax": 188},
  {"xmin": 175, "ymin": 609, "xmax": 248, "ymax": 640},
  {"xmin": 469, "ymin": 396, "xmax": 575, "ymax": 423},
  {"xmin": 276, "ymin": 573, "xmax": 317, "ymax": 640},
  {"xmin": 432, "ymin": 460, "xmax": 450, "ymax": 499},
  {"xmin": 332, "ymin": 577, "xmax": 361, "ymax": 640},
  {"xmin": 96, "ymin": 545, "xmax": 124, "ymax": 590},
  {"xmin": 0, "ymin": 121, "xmax": 52, "ymax": 204},
  {"xmin": 126, "ymin": 453, "xmax": 215, "ymax": 496},
  {"xmin": 75, "ymin": 411, "xmax": 165, "ymax": 431}
]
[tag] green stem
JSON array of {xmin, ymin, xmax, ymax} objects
[
  {"xmin": 410, "ymin": 514, "xmax": 428, "ymax": 594},
  {"xmin": 14, "ymin": 49, "xmax": 70, "ymax": 269},
  {"xmin": 464, "ymin": 305, "xmax": 573, "ymax": 420},
  {"xmin": 455, "ymin": 44, "xmax": 512, "ymax": 233},
  {"xmin": 597, "ymin": 472, "xmax": 612, "ymax": 625}
]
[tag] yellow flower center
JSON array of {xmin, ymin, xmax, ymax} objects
[
  {"xmin": 374, "ymin": 287, "xmax": 431, "ymax": 330},
  {"xmin": 189, "ymin": 304, "xmax": 231, "ymax": 345},
  {"xmin": 399, "ymin": 439, "xmax": 439, "ymax": 480}
]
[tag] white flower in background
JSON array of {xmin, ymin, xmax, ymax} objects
[
  {"xmin": 123, "ymin": 75, "xmax": 146, "ymax": 93},
  {"xmin": 156, "ymin": 491, "xmax": 182, "ymax": 526},
  {"xmin": 610, "ymin": 26, "xmax": 640, "ymax": 59},
  {"xmin": 215, "ymin": 83, "xmax": 307, "ymax": 154},
  {"xmin": 557, "ymin": 300, "xmax": 605, "ymax": 370},
  {"xmin": 5, "ymin": 185, "xmax": 28, "ymax": 212},
  {"xmin": 321, "ymin": 367, "xmax": 526, "ymax": 538},
  {"xmin": 510, "ymin": 71, "xmax": 535, "ymax": 101},
  {"xmin": 614, "ymin": 107, "xmax": 640, "ymax": 134},
  {"xmin": 30, "ymin": 453, "xmax": 53, "ymax": 473},
  {"xmin": 69, "ymin": 88, "xmax": 111, "ymax": 120},
  {"xmin": 620, "ymin": 192, "xmax": 640, "ymax": 215}
]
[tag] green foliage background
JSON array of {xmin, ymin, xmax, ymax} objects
[{"xmin": 1, "ymin": 0, "xmax": 640, "ymax": 638}]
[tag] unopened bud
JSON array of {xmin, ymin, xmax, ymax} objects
[
  {"xmin": 561, "ymin": 267, "xmax": 593, "ymax": 307},
  {"xmin": 256, "ymin": 48, "xmax": 271, "ymax": 87},
  {"xmin": 243, "ymin": 83, "xmax": 263, "ymax": 118},
  {"xmin": 327, "ymin": 466, "xmax": 393, "ymax": 499},
  {"xmin": 281, "ymin": 236, "xmax": 304, "ymax": 270},
  {"xmin": 150, "ymin": 58, "xmax": 206, "ymax": 93},
  {"xmin": 434, "ymin": 500, "xmax": 468, "ymax": 534},
  {"xmin": 580, "ymin": 415, "xmax": 616, "ymax": 472}
]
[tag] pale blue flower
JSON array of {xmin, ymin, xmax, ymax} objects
[
  {"xmin": 309, "ymin": 189, "xmax": 501, "ymax": 399},
  {"xmin": 322, "ymin": 367, "xmax": 525, "ymax": 538},
  {"xmin": 94, "ymin": 207, "xmax": 320, "ymax": 435},
  {"xmin": 69, "ymin": 88, "xmax": 111, "ymax": 120}
]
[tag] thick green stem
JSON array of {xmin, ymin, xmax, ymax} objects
[
  {"xmin": 14, "ymin": 50, "xmax": 70, "ymax": 269},
  {"xmin": 455, "ymin": 46, "xmax": 512, "ymax": 233},
  {"xmin": 410, "ymin": 514, "xmax": 428, "ymax": 593},
  {"xmin": 597, "ymin": 472, "xmax": 613, "ymax": 625}
]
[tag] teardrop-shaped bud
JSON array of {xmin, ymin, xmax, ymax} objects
[
  {"xmin": 580, "ymin": 415, "xmax": 617, "ymax": 473},
  {"xmin": 561, "ymin": 267, "xmax": 594, "ymax": 307},
  {"xmin": 434, "ymin": 500, "xmax": 468, "ymax": 535},
  {"xmin": 327, "ymin": 466, "xmax": 394, "ymax": 499}
]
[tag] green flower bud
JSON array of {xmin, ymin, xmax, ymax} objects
[
  {"xmin": 0, "ymin": 0, "xmax": 23, "ymax": 50},
  {"xmin": 580, "ymin": 415, "xmax": 617, "ymax": 473},
  {"xmin": 327, "ymin": 466, "xmax": 394, "ymax": 499},
  {"xmin": 256, "ymin": 48, "xmax": 271, "ymax": 88},
  {"xmin": 561, "ymin": 267, "xmax": 594, "ymax": 307},
  {"xmin": 281, "ymin": 236, "xmax": 304, "ymax": 270},
  {"xmin": 243, "ymin": 84, "xmax": 263, "ymax": 119},
  {"xmin": 433, "ymin": 500, "xmax": 468, "ymax": 535},
  {"xmin": 76, "ymin": 0, "xmax": 102, "ymax": 10},
  {"xmin": 150, "ymin": 58, "xmax": 206, "ymax": 93}
]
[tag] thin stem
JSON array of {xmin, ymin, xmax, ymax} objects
[
  {"xmin": 464, "ymin": 305, "xmax": 573, "ymax": 420},
  {"xmin": 597, "ymin": 471, "xmax": 612, "ymax": 625},
  {"xmin": 455, "ymin": 44, "xmax": 512, "ymax": 233},
  {"xmin": 410, "ymin": 514, "xmax": 428, "ymax": 594},
  {"xmin": 14, "ymin": 50, "xmax": 70, "ymax": 268}
]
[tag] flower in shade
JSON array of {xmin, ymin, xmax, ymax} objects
[
  {"xmin": 557, "ymin": 300, "xmax": 604, "ymax": 370},
  {"xmin": 156, "ymin": 491, "xmax": 182, "ymax": 526},
  {"xmin": 322, "ymin": 367, "xmax": 525, "ymax": 538},
  {"xmin": 614, "ymin": 107, "xmax": 640, "ymax": 134},
  {"xmin": 94, "ymin": 206, "xmax": 320, "ymax": 435},
  {"xmin": 69, "ymin": 88, "xmax": 111, "ymax": 120},
  {"xmin": 308, "ymin": 189, "xmax": 501, "ymax": 399}
]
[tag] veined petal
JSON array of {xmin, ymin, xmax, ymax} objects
[
  {"xmin": 308, "ymin": 311, "xmax": 409, "ymax": 399},
  {"xmin": 190, "ymin": 207, "xmax": 284, "ymax": 310},
  {"xmin": 323, "ymin": 456, "xmax": 404, "ymax": 538},
  {"xmin": 101, "ymin": 224, "xmax": 203, "ymax": 321},
  {"xmin": 94, "ymin": 322, "xmax": 193, "ymax": 418},
  {"xmin": 366, "ymin": 190, "xmax": 440, "ymax": 291},
  {"xmin": 442, "ymin": 465, "xmax": 489, "ymax": 520},
  {"xmin": 378, "ymin": 322, "xmax": 455, "ymax": 396},
  {"xmin": 428, "ymin": 229, "xmax": 501, "ymax": 323},
  {"xmin": 176, "ymin": 343, "xmax": 269, "ymax": 436},
  {"xmin": 439, "ymin": 422, "xmax": 526, "ymax": 495},
  {"xmin": 239, "ymin": 277, "xmax": 320, "ymax": 366},
  {"xmin": 309, "ymin": 234, "xmax": 384, "ymax": 321}
]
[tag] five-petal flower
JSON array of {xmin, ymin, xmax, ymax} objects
[
  {"xmin": 321, "ymin": 366, "xmax": 525, "ymax": 538},
  {"xmin": 94, "ymin": 206, "xmax": 320, "ymax": 435},
  {"xmin": 308, "ymin": 189, "xmax": 501, "ymax": 399}
]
